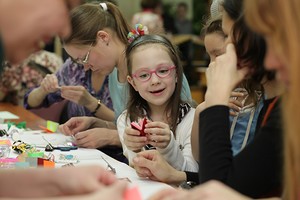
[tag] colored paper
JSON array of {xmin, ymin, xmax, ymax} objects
[
  {"xmin": 124, "ymin": 186, "xmax": 142, "ymax": 200},
  {"xmin": 131, "ymin": 117, "xmax": 147, "ymax": 136},
  {"xmin": 0, "ymin": 140, "xmax": 11, "ymax": 145},
  {"xmin": 47, "ymin": 120, "xmax": 59, "ymax": 132},
  {"xmin": 15, "ymin": 162, "xmax": 30, "ymax": 168},
  {"xmin": 0, "ymin": 111, "xmax": 19, "ymax": 119},
  {"xmin": 43, "ymin": 160, "xmax": 55, "ymax": 168},
  {"xmin": 27, "ymin": 151, "xmax": 44, "ymax": 158}
]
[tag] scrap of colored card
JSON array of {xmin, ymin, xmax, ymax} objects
[
  {"xmin": 47, "ymin": 120, "xmax": 59, "ymax": 132},
  {"xmin": 27, "ymin": 151, "xmax": 44, "ymax": 158},
  {"xmin": 37, "ymin": 157, "xmax": 45, "ymax": 166},
  {"xmin": 15, "ymin": 162, "xmax": 30, "ymax": 168},
  {"xmin": 43, "ymin": 160, "xmax": 55, "ymax": 168},
  {"xmin": 0, "ymin": 140, "xmax": 11, "ymax": 145},
  {"xmin": 0, "ymin": 111, "xmax": 19, "ymax": 119},
  {"xmin": 131, "ymin": 117, "xmax": 147, "ymax": 136},
  {"xmin": 25, "ymin": 157, "xmax": 38, "ymax": 167},
  {"xmin": 124, "ymin": 186, "xmax": 142, "ymax": 200}
]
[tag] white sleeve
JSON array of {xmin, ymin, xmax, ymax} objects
[
  {"xmin": 157, "ymin": 109, "xmax": 198, "ymax": 172},
  {"xmin": 116, "ymin": 110, "xmax": 137, "ymax": 165}
]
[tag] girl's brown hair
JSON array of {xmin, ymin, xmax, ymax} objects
[
  {"xmin": 200, "ymin": 17, "xmax": 225, "ymax": 40},
  {"xmin": 125, "ymin": 34, "xmax": 183, "ymax": 133},
  {"xmin": 245, "ymin": 0, "xmax": 300, "ymax": 199},
  {"xmin": 64, "ymin": 2, "xmax": 131, "ymax": 46}
]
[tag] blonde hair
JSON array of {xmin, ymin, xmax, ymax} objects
[{"xmin": 245, "ymin": 0, "xmax": 300, "ymax": 199}]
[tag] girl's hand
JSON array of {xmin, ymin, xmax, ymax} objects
[
  {"xmin": 228, "ymin": 90, "xmax": 244, "ymax": 116},
  {"xmin": 144, "ymin": 121, "xmax": 171, "ymax": 149},
  {"xmin": 123, "ymin": 127, "xmax": 147, "ymax": 152}
]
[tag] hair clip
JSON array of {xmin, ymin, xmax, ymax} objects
[
  {"xmin": 99, "ymin": 3, "xmax": 108, "ymax": 11},
  {"xmin": 127, "ymin": 24, "xmax": 148, "ymax": 43}
]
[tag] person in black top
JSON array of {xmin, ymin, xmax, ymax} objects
[
  {"xmin": 150, "ymin": 0, "xmax": 297, "ymax": 199},
  {"xmin": 197, "ymin": 0, "xmax": 284, "ymax": 198}
]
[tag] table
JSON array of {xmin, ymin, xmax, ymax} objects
[
  {"xmin": 1, "ymin": 103, "xmax": 172, "ymax": 199},
  {"xmin": 9, "ymin": 131, "xmax": 172, "ymax": 200},
  {"xmin": 0, "ymin": 103, "xmax": 46, "ymax": 129}
]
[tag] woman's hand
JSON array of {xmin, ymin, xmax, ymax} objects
[
  {"xmin": 60, "ymin": 85, "xmax": 95, "ymax": 107},
  {"xmin": 73, "ymin": 128, "xmax": 120, "ymax": 148},
  {"xmin": 144, "ymin": 121, "xmax": 171, "ymax": 149},
  {"xmin": 205, "ymin": 44, "xmax": 249, "ymax": 108},
  {"xmin": 58, "ymin": 116, "xmax": 96, "ymax": 136},
  {"xmin": 40, "ymin": 74, "xmax": 60, "ymax": 94}
]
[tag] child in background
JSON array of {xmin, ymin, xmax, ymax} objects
[
  {"xmin": 131, "ymin": 0, "xmax": 164, "ymax": 34},
  {"xmin": 0, "ymin": 50, "xmax": 63, "ymax": 105},
  {"xmin": 203, "ymin": 17, "xmax": 226, "ymax": 62},
  {"xmin": 192, "ymin": 16, "xmax": 264, "ymax": 158},
  {"xmin": 117, "ymin": 32, "xmax": 198, "ymax": 173}
]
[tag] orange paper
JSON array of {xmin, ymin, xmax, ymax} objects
[{"xmin": 43, "ymin": 160, "xmax": 55, "ymax": 168}]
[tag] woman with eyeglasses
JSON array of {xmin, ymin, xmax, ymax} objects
[
  {"xmin": 55, "ymin": 2, "xmax": 192, "ymax": 162},
  {"xmin": 117, "ymin": 33, "xmax": 198, "ymax": 173}
]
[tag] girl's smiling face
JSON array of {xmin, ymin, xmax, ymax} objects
[{"xmin": 127, "ymin": 44, "xmax": 177, "ymax": 109}]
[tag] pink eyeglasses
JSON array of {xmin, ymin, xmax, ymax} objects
[{"xmin": 132, "ymin": 65, "xmax": 176, "ymax": 82}]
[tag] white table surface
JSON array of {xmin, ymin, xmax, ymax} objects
[{"xmin": 9, "ymin": 130, "xmax": 173, "ymax": 200}]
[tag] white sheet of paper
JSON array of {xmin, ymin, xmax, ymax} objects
[
  {"xmin": 0, "ymin": 111, "xmax": 19, "ymax": 119},
  {"xmin": 19, "ymin": 132, "xmax": 73, "ymax": 147}
]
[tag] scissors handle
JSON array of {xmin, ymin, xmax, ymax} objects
[{"xmin": 55, "ymin": 146, "xmax": 78, "ymax": 151}]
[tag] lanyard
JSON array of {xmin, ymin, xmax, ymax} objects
[{"xmin": 261, "ymin": 97, "xmax": 279, "ymax": 127}]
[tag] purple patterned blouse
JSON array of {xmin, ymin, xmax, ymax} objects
[{"xmin": 24, "ymin": 58, "xmax": 113, "ymax": 119}]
